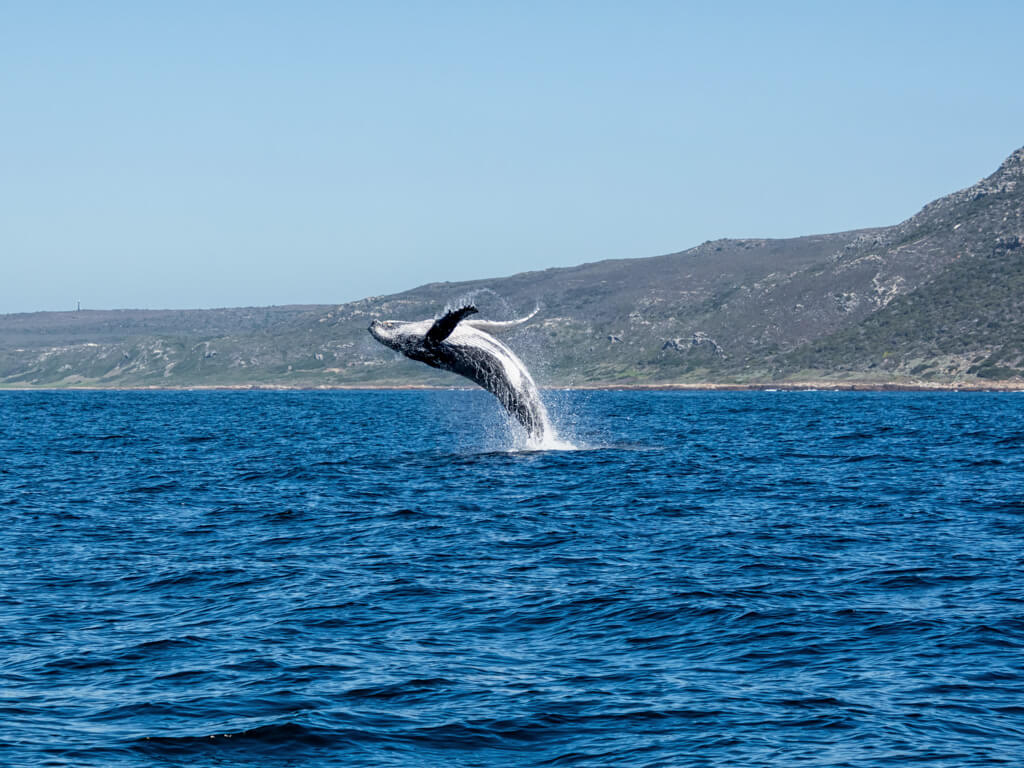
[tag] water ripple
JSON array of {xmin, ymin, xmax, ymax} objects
[{"xmin": 2, "ymin": 390, "xmax": 1024, "ymax": 767}]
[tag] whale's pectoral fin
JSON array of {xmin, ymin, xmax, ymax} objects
[
  {"xmin": 465, "ymin": 306, "xmax": 540, "ymax": 335},
  {"xmin": 426, "ymin": 305, "xmax": 479, "ymax": 345}
]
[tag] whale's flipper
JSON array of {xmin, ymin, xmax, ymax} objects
[
  {"xmin": 465, "ymin": 306, "xmax": 540, "ymax": 335},
  {"xmin": 426, "ymin": 305, "xmax": 479, "ymax": 345}
]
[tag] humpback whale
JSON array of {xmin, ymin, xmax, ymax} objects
[{"xmin": 368, "ymin": 306, "xmax": 554, "ymax": 442}]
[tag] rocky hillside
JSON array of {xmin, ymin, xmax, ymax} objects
[{"xmin": 2, "ymin": 146, "xmax": 1023, "ymax": 388}]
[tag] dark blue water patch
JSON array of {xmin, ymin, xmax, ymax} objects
[{"xmin": 2, "ymin": 390, "xmax": 1024, "ymax": 767}]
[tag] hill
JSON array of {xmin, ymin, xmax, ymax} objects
[{"xmin": 2, "ymin": 147, "xmax": 1022, "ymax": 389}]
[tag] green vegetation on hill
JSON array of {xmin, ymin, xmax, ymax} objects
[{"xmin": 783, "ymin": 235, "xmax": 1024, "ymax": 380}]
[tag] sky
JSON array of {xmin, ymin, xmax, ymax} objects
[{"xmin": 2, "ymin": 1, "xmax": 1023, "ymax": 314}]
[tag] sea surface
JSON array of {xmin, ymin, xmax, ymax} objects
[{"xmin": 2, "ymin": 390, "xmax": 1024, "ymax": 767}]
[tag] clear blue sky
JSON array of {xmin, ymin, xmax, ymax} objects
[{"xmin": 2, "ymin": 1, "xmax": 1022, "ymax": 313}]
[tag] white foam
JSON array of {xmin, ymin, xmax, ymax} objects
[{"xmin": 524, "ymin": 432, "xmax": 579, "ymax": 451}]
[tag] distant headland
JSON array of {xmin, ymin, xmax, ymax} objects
[{"xmin": 2, "ymin": 147, "xmax": 1023, "ymax": 391}]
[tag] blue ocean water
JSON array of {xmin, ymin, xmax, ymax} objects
[{"xmin": 2, "ymin": 390, "xmax": 1023, "ymax": 767}]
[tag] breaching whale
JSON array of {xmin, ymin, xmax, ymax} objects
[{"xmin": 368, "ymin": 305, "xmax": 554, "ymax": 442}]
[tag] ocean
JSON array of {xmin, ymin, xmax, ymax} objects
[{"xmin": 2, "ymin": 390, "xmax": 1023, "ymax": 767}]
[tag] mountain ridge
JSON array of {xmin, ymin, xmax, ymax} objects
[{"xmin": 2, "ymin": 146, "xmax": 1022, "ymax": 388}]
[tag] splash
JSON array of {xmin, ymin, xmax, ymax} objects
[
  {"xmin": 503, "ymin": 390, "xmax": 581, "ymax": 451},
  {"xmin": 513, "ymin": 406, "xmax": 574, "ymax": 451},
  {"xmin": 525, "ymin": 431, "xmax": 579, "ymax": 451}
]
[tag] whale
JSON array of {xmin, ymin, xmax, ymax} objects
[{"xmin": 368, "ymin": 305, "xmax": 553, "ymax": 442}]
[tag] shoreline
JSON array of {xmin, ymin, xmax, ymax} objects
[{"xmin": 1, "ymin": 381, "xmax": 1023, "ymax": 393}]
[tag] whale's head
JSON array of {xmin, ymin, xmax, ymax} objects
[{"xmin": 368, "ymin": 319, "xmax": 422, "ymax": 353}]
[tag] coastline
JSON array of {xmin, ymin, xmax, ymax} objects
[{"xmin": 1, "ymin": 381, "xmax": 1023, "ymax": 393}]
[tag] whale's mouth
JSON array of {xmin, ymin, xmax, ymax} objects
[{"xmin": 368, "ymin": 319, "xmax": 399, "ymax": 347}]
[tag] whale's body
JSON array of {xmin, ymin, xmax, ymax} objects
[{"xmin": 369, "ymin": 306, "xmax": 552, "ymax": 441}]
